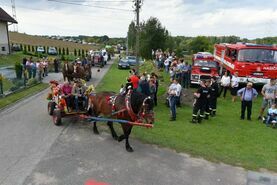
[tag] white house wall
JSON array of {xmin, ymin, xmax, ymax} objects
[{"xmin": 0, "ymin": 21, "xmax": 9, "ymax": 55}]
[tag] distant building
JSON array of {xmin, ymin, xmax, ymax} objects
[{"xmin": 0, "ymin": 7, "xmax": 17, "ymax": 55}]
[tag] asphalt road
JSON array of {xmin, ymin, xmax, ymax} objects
[
  {"xmin": 0, "ymin": 59, "xmax": 276, "ymax": 185},
  {"xmin": 0, "ymin": 61, "xmax": 112, "ymax": 185}
]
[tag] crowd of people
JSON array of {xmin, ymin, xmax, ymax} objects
[
  {"xmin": 154, "ymin": 50, "xmax": 192, "ymax": 89},
  {"xmin": 152, "ymin": 49, "xmax": 276, "ymax": 127},
  {"xmin": 21, "ymin": 57, "xmax": 60, "ymax": 81},
  {"xmin": 119, "ymin": 69, "xmax": 159, "ymax": 106}
]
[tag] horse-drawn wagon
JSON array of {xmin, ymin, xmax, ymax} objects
[{"xmin": 47, "ymin": 81, "xmax": 155, "ymax": 151}]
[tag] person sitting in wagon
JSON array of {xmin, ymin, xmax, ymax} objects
[
  {"xmin": 72, "ymin": 80, "xmax": 87, "ymax": 112},
  {"xmin": 61, "ymin": 81, "xmax": 73, "ymax": 112},
  {"xmin": 48, "ymin": 80, "xmax": 68, "ymax": 113}
]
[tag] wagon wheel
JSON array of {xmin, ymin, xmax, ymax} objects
[
  {"xmin": 53, "ymin": 109, "xmax": 62, "ymax": 126},
  {"xmin": 48, "ymin": 102, "xmax": 56, "ymax": 116}
]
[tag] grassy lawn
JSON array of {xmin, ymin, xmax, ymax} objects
[
  {"xmin": 0, "ymin": 83, "xmax": 49, "ymax": 109},
  {"xmin": 96, "ymin": 60, "xmax": 277, "ymax": 172},
  {"xmin": 0, "ymin": 52, "xmax": 28, "ymax": 67}
]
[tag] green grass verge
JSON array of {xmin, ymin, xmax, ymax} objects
[
  {"xmin": 0, "ymin": 83, "xmax": 49, "ymax": 109},
  {"xmin": 96, "ymin": 60, "xmax": 277, "ymax": 172},
  {"xmin": 0, "ymin": 52, "xmax": 32, "ymax": 67}
]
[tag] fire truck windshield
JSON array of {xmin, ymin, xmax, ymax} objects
[
  {"xmin": 193, "ymin": 60, "xmax": 217, "ymax": 68},
  {"xmin": 238, "ymin": 49, "xmax": 277, "ymax": 63}
]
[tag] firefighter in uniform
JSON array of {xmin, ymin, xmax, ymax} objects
[
  {"xmin": 204, "ymin": 79, "xmax": 212, "ymax": 119},
  {"xmin": 209, "ymin": 76, "xmax": 219, "ymax": 117},
  {"xmin": 192, "ymin": 79, "xmax": 210, "ymax": 123}
]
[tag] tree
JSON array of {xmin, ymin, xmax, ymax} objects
[
  {"xmin": 188, "ymin": 36, "xmax": 212, "ymax": 54},
  {"xmin": 66, "ymin": 48, "xmax": 69, "ymax": 55},
  {"xmin": 127, "ymin": 21, "xmax": 136, "ymax": 51},
  {"xmin": 58, "ymin": 48, "xmax": 61, "ymax": 55},
  {"xmin": 62, "ymin": 48, "xmax": 65, "ymax": 55},
  {"xmin": 139, "ymin": 17, "xmax": 169, "ymax": 59},
  {"xmin": 78, "ymin": 49, "xmax": 81, "ymax": 56},
  {"xmin": 74, "ymin": 49, "xmax": 77, "ymax": 56}
]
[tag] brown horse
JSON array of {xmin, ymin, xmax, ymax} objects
[
  {"xmin": 62, "ymin": 62, "xmax": 90, "ymax": 81},
  {"xmin": 88, "ymin": 90, "xmax": 154, "ymax": 152}
]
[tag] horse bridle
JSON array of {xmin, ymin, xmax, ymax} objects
[{"xmin": 138, "ymin": 96, "xmax": 154, "ymax": 123}]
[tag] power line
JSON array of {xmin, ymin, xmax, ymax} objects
[
  {"xmin": 67, "ymin": 0, "xmax": 133, "ymax": 2},
  {"xmin": 48, "ymin": 0, "xmax": 133, "ymax": 12},
  {"xmin": 1, "ymin": 4, "xmax": 132, "ymax": 22}
]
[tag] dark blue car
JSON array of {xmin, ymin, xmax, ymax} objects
[{"xmin": 118, "ymin": 59, "xmax": 130, "ymax": 69}]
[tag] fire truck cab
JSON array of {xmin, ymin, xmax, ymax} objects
[
  {"xmin": 214, "ymin": 43, "xmax": 277, "ymax": 84},
  {"xmin": 190, "ymin": 52, "xmax": 219, "ymax": 84}
]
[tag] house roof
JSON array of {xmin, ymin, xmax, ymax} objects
[{"xmin": 0, "ymin": 7, "xmax": 17, "ymax": 23}]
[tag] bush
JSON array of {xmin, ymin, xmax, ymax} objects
[
  {"xmin": 61, "ymin": 55, "xmax": 65, "ymax": 61},
  {"xmin": 26, "ymin": 78, "xmax": 38, "ymax": 86},
  {"xmin": 15, "ymin": 61, "xmax": 23, "ymax": 79}
]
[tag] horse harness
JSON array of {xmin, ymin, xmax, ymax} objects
[{"xmin": 109, "ymin": 90, "xmax": 152, "ymax": 123}]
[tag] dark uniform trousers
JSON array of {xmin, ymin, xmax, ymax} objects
[{"xmin": 192, "ymin": 100, "xmax": 206, "ymax": 122}]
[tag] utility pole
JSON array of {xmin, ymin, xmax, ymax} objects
[
  {"xmin": 11, "ymin": 0, "xmax": 18, "ymax": 32},
  {"xmin": 134, "ymin": 0, "xmax": 142, "ymax": 73}
]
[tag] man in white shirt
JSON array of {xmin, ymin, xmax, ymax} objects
[{"xmin": 168, "ymin": 79, "xmax": 181, "ymax": 121}]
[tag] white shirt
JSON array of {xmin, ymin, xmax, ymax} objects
[
  {"xmin": 221, "ymin": 75, "xmax": 230, "ymax": 86},
  {"xmin": 231, "ymin": 76, "xmax": 239, "ymax": 88},
  {"xmin": 164, "ymin": 59, "xmax": 169, "ymax": 66},
  {"xmin": 168, "ymin": 83, "xmax": 182, "ymax": 97}
]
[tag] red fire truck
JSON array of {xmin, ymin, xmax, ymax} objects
[
  {"xmin": 214, "ymin": 43, "xmax": 277, "ymax": 84},
  {"xmin": 190, "ymin": 52, "xmax": 219, "ymax": 84}
]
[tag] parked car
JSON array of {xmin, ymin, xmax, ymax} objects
[
  {"xmin": 37, "ymin": 46, "xmax": 45, "ymax": 53},
  {"xmin": 118, "ymin": 59, "xmax": 130, "ymax": 69},
  {"xmin": 48, "ymin": 47, "xmax": 57, "ymax": 55},
  {"xmin": 126, "ymin": 56, "xmax": 144, "ymax": 66},
  {"xmin": 126, "ymin": 56, "xmax": 137, "ymax": 66},
  {"xmin": 11, "ymin": 44, "xmax": 21, "ymax": 52}
]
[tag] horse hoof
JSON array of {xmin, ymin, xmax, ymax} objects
[
  {"xmin": 126, "ymin": 147, "xmax": 134, "ymax": 152},
  {"xmin": 118, "ymin": 135, "xmax": 125, "ymax": 142},
  {"xmin": 113, "ymin": 135, "xmax": 118, "ymax": 140},
  {"xmin": 93, "ymin": 128, "xmax": 99, "ymax": 135}
]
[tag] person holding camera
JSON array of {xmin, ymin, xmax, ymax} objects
[{"xmin": 168, "ymin": 79, "xmax": 182, "ymax": 121}]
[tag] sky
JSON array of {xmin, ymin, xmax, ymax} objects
[{"xmin": 1, "ymin": 0, "xmax": 277, "ymax": 39}]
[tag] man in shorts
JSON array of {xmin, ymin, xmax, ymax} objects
[{"xmin": 258, "ymin": 79, "xmax": 276, "ymax": 120}]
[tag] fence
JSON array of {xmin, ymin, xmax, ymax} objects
[{"xmin": 0, "ymin": 69, "xmax": 41, "ymax": 97}]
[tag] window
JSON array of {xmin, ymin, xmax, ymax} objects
[
  {"xmin": 1, "ymin": 47, "xmax": 5, "ymax": 51},
  {"xmin": 238, "ymin": 49, "xmax": 277, "ymax": 63}
]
